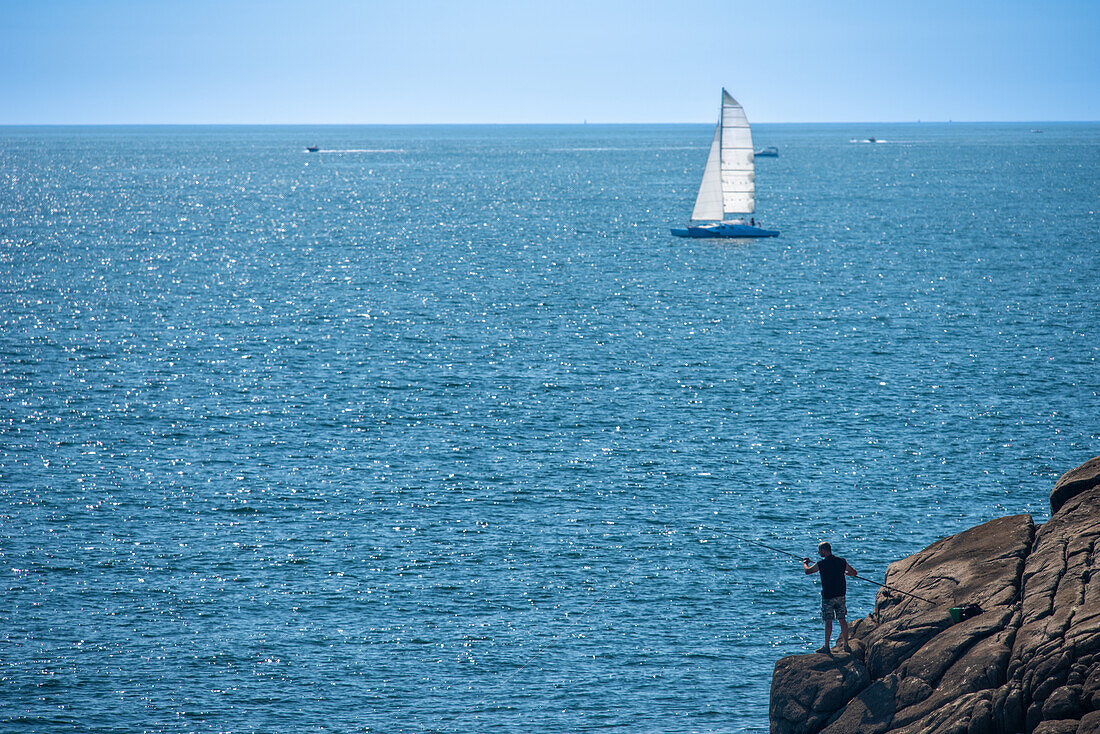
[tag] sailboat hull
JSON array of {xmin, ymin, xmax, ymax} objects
[{"xmin": 671, "ymin": 223, "xmax": 779, "ymax": 238}]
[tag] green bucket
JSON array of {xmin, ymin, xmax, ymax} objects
[{"xmin": 948, "ymin": 607, "xmax": 963, "ymax": 624}]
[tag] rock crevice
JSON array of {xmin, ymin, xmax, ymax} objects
[{"xmin": 770, "ymin": 456, "xmax": 1100, "ymax": 734}]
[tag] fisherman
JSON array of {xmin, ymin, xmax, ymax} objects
[{"xmin": 803, "ymin": 542, "xmax": 857, "ymax": 653}]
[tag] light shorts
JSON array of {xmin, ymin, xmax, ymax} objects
[{"xmin": 821, "ymin": 596, "xmax": 847, "ymax": 622}]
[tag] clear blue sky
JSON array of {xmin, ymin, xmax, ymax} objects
[{"xmin": 3, "ymin": 0, "xmax": 1098, "ymax": 124}]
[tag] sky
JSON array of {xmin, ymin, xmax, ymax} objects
[{"xmin": 2, "ymin": 0, "xmax": 1098, "ymax": 124}]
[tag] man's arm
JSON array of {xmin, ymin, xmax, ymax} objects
[
  {"xmin": 845, "ymin": 562, "xmax": 857, "ymax": 577},
  {"xmin": 803, "ymin": 558, "xmax": 819, "ymax": 575}
]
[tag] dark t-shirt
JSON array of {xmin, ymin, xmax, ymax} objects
[{"xmin": 818, "ymin": 555, "xmax": 847, "ymax": 599}]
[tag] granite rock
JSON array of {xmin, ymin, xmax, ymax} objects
[
  {"xmin": 1050, "ymin": 455, "xmax": 1100, "ymax": 515},
  {"xmin": 770, "ymin": 456, "xmax": 1100, "ymax": 734}
]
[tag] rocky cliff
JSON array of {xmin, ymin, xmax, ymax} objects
[{"xmin": 770, "ymin": 456, "xmax": 1100, "ymax": 734}]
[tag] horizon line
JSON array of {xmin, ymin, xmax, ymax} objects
[{"xmin": 1, "ymin": 120, "xmax": 1097, "ymax": 127}]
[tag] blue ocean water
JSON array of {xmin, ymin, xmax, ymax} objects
[{"xmin": 1, "ymin": 122, "xmax": 1098, "ymax": 733}]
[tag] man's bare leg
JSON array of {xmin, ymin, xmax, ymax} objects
[{"xmin": 838, "ymin": 618, "xmax": 850, "ymax": 650}]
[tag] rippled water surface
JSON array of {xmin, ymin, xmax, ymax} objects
[{"xmin": 2, "ymin": 123, "xmax": 1098, "ymax": 732}]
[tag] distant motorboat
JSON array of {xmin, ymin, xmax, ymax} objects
[
  {"xmin": 1031, "ymin": 129, "xmax": 1043, "ymax": 134},
  {"xmin": 851, "ymin": 136, "xmax": 885, "ymax": 144},
  {"xmin": 306, "ymin": 146, "xmax": 321, "ymax": 152},
  {"xmin": 671, "ymin": 89, "xmax": 778, "ymax": 239},
  {"xmin": 754, "ymin": 146, "xmax": 778, "ymax": 157}
]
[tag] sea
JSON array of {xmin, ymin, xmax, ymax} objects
[{"xmin": 1, "ymin": 122, "xmax": 1098, "ymax": 733}]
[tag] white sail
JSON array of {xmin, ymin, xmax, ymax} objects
[
  {"xmin": 690, "ymin": 89, "xmax": 755, "ymax": 221},
  {"xmin": 720, "ymin": 90, "xmax": 755, "ymax": 215},
  {"xmin": 690, "ymin": 124, "xmax": 723, "ymax": 221}
]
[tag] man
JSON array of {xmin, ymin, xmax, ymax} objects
[{"xmin": 803, "ymin": 542, "xmax": 857, "ymax": 654}]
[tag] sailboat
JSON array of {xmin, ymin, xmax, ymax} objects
[{"xmin": 671, "ymin": 90, "xmax": 779, "ymax": 238}]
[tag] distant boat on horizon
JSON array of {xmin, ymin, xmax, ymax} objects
[
  {"xmin": 306, "ymin": 145, "xmax": 320, "ymax": 153},
  {"xmin": 754, "ymin": 146, "xmax": 778, "ymax": 157},
  {"xmin": 671, "ymin": 89, "xmax": 779, "ymax": 239}
]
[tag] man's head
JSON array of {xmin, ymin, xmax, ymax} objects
[{"xmin": 818, "ymin": 542, "xmax": 832, "ymax": 557}]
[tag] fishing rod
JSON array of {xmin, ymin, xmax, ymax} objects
[
  {"xmin": 730, "ymin": 533, "xmax": 937, "ymax": 606},
  {"xmin": 847, "ymin": 571, "xmax": 936, "ymax": 606}
]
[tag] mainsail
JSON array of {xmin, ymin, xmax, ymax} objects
[{"xmin": 690, "ymin": 89, "xmax": 755, "ymax": 220}]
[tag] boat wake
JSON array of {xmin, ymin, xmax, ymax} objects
[
  {"xmin": 551, "ymin": 146, "xmax": 700, "ymax": 152},
  {"xmin": 310, "ymin": 148, "xmax": 406, "ymax": 154}
]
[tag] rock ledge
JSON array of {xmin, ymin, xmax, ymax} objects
[{"xmin": 770, "ymin": 456, "xmax": 1100, "ymax": 734}]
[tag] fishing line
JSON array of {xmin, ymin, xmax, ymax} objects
[
  {"xmin": 426, "ymin": 519, "xmax": 931, "ymax": 731},
  {"xmin": 728, "ymin": 532, "xmax": 937, "ymax": 606},
  {"xmin": 430, "ymin": 536, "xmax": 660, "ymax": 732}
]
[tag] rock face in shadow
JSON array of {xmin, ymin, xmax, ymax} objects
[{"xmin": 770, "ymin": 456, "xmax": 1100, "ymax": 734}]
